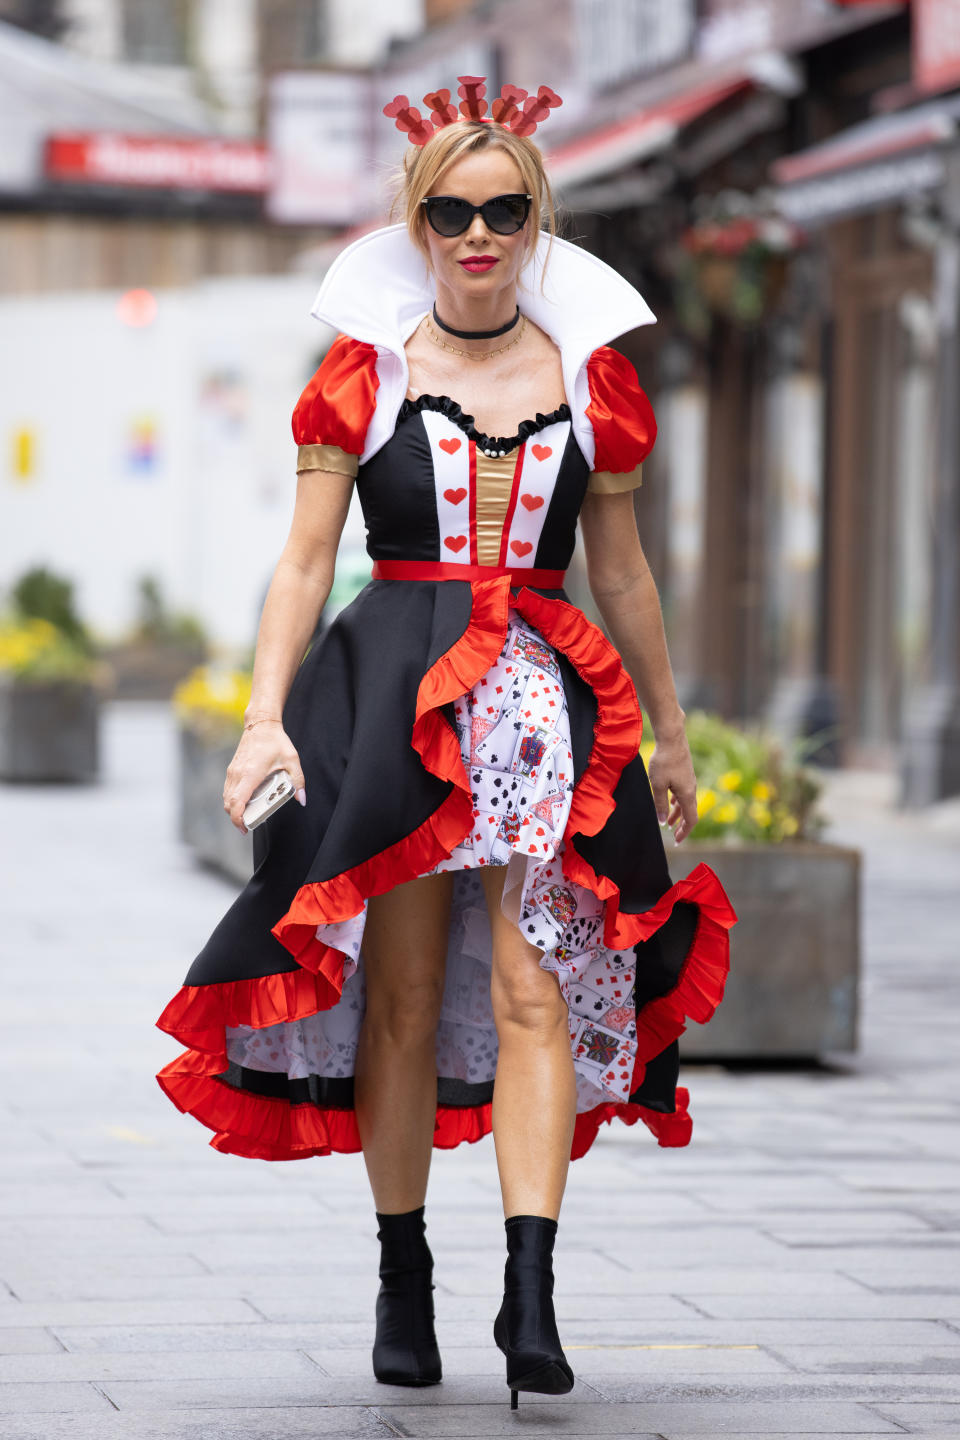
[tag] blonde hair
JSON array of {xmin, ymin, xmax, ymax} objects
[{"xmin": 389, "ymin": 120, "xmax": 558, "ymax": 286}]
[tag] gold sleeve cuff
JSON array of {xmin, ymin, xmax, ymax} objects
[
  {"xmin": 296, "ymin": 443, "xmax": 358, "ymax": 478},
  {"xmin": 587, "ymin": 463, "xmax": 643, "ymax": 494}
]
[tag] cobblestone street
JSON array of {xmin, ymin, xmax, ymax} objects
[{"xmin": 2, "ymin": 699, "xmax": 960, "ymax": 1438}]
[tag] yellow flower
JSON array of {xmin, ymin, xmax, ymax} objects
[
  {"xmin": 748, "ymin": 801, "xmax": 772, "ymax": 827},
  {"xmin": 172, "ymin": 665, "xmax": 252, "ymax": 730},
  {"xmin": 713, "ymin": 802, "xmax": 738, "ymax": 823},
  {"xmin": 0, "ymin": 616, "xmax": 77, "ymax": 673},
  {"xmin": 698, "ymin": 788, "xmax": 717, "ymax": 814},
  {"xmin": 718, "ymin": 768, "xmax": 742, "ymax": 791},
  {"xmin": 751, "ymin": 780, "xmax": 771, "ymax": 800},
  {"xmin": 781, "ymin": 814, "xmax": 799, "ymax": 836}
]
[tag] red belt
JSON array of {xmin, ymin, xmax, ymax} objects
[{"xmin": 371, "ymin": 560, "xmax": 566, "ymax": 587}]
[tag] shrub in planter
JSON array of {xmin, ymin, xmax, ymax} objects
[
  {"xmin": 643, "ymin": 709, "xmax": 860, "ymax": 1060},
  {"xmin": 99, "ymin": 574, "xmax": 209, "ymax": 701},
  {"xmin": 0, "ymin": 614, "xmax": 112, "ymax": 781},
  {"xmin": 172, "ymin": 664, "xmax": 253, "ymax": 882}
]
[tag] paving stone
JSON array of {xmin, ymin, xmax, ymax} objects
[
  {"xmin": 0, "ymin": 1383, "xmax": 113, "ymax": 1414},
  {"xmin": 0, "ymin": 1350, "xmax": 323, "ymax": 1383},
  {"xmin": 765, "ymin": 1344, "xmax": 960, "ymax": 1374},
  {"xmin": 0, "ymin": 1332, "xmax": 63, "ymax": 1357},
  {"xmin": 867, "ymin": 1401, "xmax": 960, "ymax": 1428},
  {"xmin": 0, "ymin": 1272, "xmax": 379, "ymax": 1305},
  {"xmin": 586, "ymin": 1264, "xmax": 871, "ymax": 1296},
  {"xmin": 375, "ymin": 1400, "xmax": 903, "ymax": 1434},
  {"xmin": 580, "ymin": 1373, "xmax": 960, "ymax": 1401},
  {"xmin": 676, "ymin": 1293, "xmax": 960, "ymax": 1320},
  {"xmin": 50, "ymin": 1321, "xmax": 383, "ymax": 1353},
  {"xmin": 0, "ymin": 1301, "xmax": 262, "ymax": 1329},
  {"xmin": 0, "ymin": 1406, "xmax": 394, "ymax": 1438}
]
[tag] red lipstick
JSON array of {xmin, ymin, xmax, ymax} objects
[{"xmin": 458, "ymin": 256, "xmax": 499, "ymax": 272}]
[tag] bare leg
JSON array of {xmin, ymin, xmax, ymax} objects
[
  {"xmin": 480, "ymin": 865, "xmax": 576, "ymax": 1220},
  {"xmin": 354, "ymin": 871, "xmax": 454, "ymax": 1213}
]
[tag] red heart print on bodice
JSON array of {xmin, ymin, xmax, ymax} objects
[
  {"xmin": 531, "ymin": 444, "xmax": 552, "ymax": 461},
  {"xmin": 510, "ymin": 540, "xmax": 533, "ymax": 558},
  {"xmin": 520, "ymin": 494, "xmax": 544, "ymax": 511},
  {"xmin": 443, "ymin": 487, "xmax": 467, "ymax": 505},
  {"xmin": 444, "ymin": 535, "xmax": 468, "ymax": 553},
  {"xmin": 439, "ymin": 437, "xmax": 462, "ymax": 455}
]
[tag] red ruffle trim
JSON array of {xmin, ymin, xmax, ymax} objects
[
  {"xmin": 156, "ymin": 576, "xmax": 735, "ymax": 1162},
  {"xmin": 569, "ymin": 862, "xmax": 737, "ymax": 1158},
  {"xmin": 157, "ymin": 1044, "xmax": 493, "ymax": 1162}
]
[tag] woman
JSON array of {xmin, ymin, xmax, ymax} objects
[{"xmin": 155, "ymin": 77, "xmax": 738, "ymax": 1410}]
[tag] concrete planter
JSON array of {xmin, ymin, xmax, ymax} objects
[
  {"xmin": 179, "ymin": 725, "xmax": 251, "ymax": 883},
  {"xmin": 0, "ymin": 674, "xmax": 101, "ymax": 781},
  {"xmin": 100, "ymin": 639, "xmax": 207, "ymax": 700},
  {"xmin": 666, "ymin": 840, "xmax": 861, "ymax": 1060}
]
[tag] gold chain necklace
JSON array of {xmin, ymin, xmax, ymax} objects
[{"xmin": 423, "ymin": 313, "xmax": 527, "ymax": 361}]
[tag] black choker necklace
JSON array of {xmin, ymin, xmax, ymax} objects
[{"xmin": 431, "ymin": 303, "xmax": 520, "ymax": 341}]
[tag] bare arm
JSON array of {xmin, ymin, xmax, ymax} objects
[
  {"xmin": 222, "ymin": 469, "xmax": 354, "ymax": 831},
  {"xmin": 578, "ymin": 489, "xmax": 697, "ymax": 843},
  {"xmin": 243, "ymin": 469, "xmax": 354, "ymax": 723}
]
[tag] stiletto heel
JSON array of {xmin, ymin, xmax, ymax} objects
[
  {"xmin": 372, "ymin": 1205, "xmax": 442, "ymax": 1386},
  {"xmin": 493, "ymin": 1214, "xmax": 574, "ymax": 1408}
]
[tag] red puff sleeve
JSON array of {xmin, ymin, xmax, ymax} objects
[
  {"xmin": 292, "ymin": 332, "xmax": 379, "ymax": 478},
  {"xmin": 585, "ymin": 345, "xmax": 657, "ymax": 493}
]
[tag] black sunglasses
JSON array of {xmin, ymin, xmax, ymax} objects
[{"xmin": 421, "ymin": 193, "xmax": 532, "ymax": 237}]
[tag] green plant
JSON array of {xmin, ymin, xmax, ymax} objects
[
  {"xmin": 132, "ymin": 574, "xmax": 207, "ymax": 648},
  {"xmin": 10, "ymin": 566, "xmax": 93, "ymax": 652},
  {"xmin": 640, "ymin": 708, "xmax": 828, "ymax": 844}
]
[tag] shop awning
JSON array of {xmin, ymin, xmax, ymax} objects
[
  {"xmin": 544, "ymin": 75, "xmax": 756, "ymax": 191},
  {"xmin": 771, "ymin": 96, "xmax": 960, "ymax": 224}
]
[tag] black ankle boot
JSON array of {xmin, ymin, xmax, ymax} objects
[
  {"xmin": 372, "ymin": 1205, "xmax": 442, "ymax": 1386},
  {"xmin": 493, "ymin": 1214, "xmax": 574, "ymax": 1409}
]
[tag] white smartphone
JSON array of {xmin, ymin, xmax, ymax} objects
[{"xmin": 242, "ymin": 769, "xmax": 296, "ymax": 830}]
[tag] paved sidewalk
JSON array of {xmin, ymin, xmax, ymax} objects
[{"xmin": 2, "ymin": 700, "xmax": 960, "ymax": 1439}]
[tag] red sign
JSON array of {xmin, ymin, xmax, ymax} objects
[
  {"xmin": 45, "ymin": 132, "xmax": 272, "ymax": 192},
  {"xmin": 914, "ymin": 0, "xmax": 960, "ymax": 93}
]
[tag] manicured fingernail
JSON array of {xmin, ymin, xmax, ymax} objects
[
  {"xmin": 296, "ymin": 788, "xmax": 306, "ymax": 806},
  {"xmin": 657, "ymin": 813, "xmax": 666, "ymax": 824}
]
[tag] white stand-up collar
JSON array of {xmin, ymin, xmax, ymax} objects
[{"xmin": 308, "ymin": 223, "xmax": 657, "ymax": 469}]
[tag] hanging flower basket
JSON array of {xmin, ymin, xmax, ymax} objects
[{"xmin": 675, "ymin": 213, "xmax": 805, "ymax": 333}]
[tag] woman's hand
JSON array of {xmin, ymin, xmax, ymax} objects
[
  {"xmin": 223, "ymin": 722, "xmax": 307, "ymax": 835},
  {"xmin": 647, "ymin": 730, "xmax": 699, "ymax": 845}
]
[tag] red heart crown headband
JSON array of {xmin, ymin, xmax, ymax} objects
[{"xmin": 383, "ymin": 75, "xmax": 562, "ymax": 147}]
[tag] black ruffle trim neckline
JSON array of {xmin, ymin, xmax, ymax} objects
[{"xmin": 399, "ymin": 393, "xmax": 571, "ymax": 457}]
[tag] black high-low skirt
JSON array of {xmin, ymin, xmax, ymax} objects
[{"xmin": 156, "ymin": 574, "xmax": 738, "ymax": 1161}]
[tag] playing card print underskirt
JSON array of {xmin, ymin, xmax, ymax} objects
[
  {"xmin": 428, "ymin": 609, "xmax": 643, "ymax": 1112},
  {"xmin": 225, "ymin": 609, "xmax": 643, "ymax": 1115}
]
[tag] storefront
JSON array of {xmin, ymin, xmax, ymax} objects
[{"xmin": 773, "ymin": 93, "xmax": 960, "ymax": 797}]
